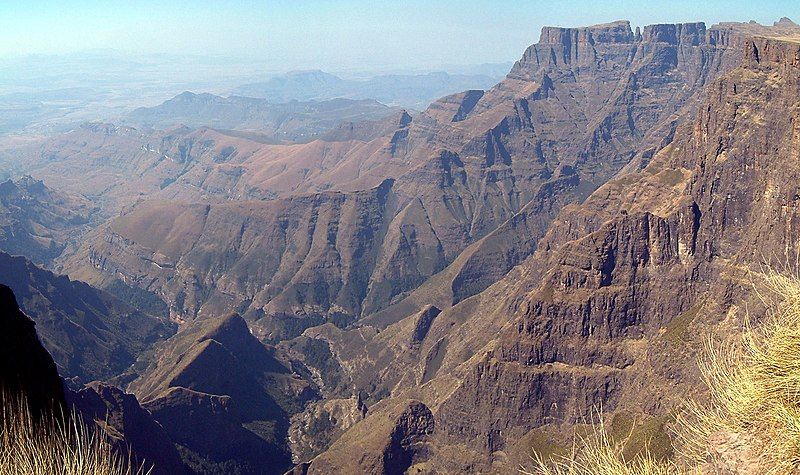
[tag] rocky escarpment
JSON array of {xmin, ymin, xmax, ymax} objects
[
  {"xmin": 450, "ymin": 34, "xmax": 800, "ymax": 469},
  {"xmin": 0, "ymin": 175, "xmax": 95, "ymax": 266},
  {"xmin": 291, "ymin": 30, "xmax": 800, "ymax": 472},
  {"xmin": 65, "ymin": 20, "xmax": 759, "ymax": 338},
  {"xmin": 68, "ymin": 179, "xmax": 396, "ymax": 337},
  {"xmin": 0, "ymin": 284, "xmax": 65, "ymax": 420}
]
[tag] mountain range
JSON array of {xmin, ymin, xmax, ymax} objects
[
  {"xmin": 1, "ymin": 16, "xmax": 799, "ymax": 475},
  {"xmin": 232, "ymin": 69, "xmax": 504, "ymax": 109},
  {"xmin": 123, "ymin": 92, "xmax": 403, "ymax": 143}
]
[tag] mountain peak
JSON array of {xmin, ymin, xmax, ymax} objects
[
  {"xmin": 197, "ymin": 312, "xmax": 253, "ymax": 349},
  {"xmin": 170, "ymin": 91, "xmax": 217, "ymax": 103}
]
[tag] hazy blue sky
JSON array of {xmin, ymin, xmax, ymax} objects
[{"xmin": 1, "ymin": 1, "xmax": 798, "ymax": 70}]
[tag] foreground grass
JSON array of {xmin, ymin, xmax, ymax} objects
[
  {"xmin": 525, "ymin": 271, "xmax": 800, "ymax": 474},
  {"xmin": 0, "ymin": 398, "xmax": 148, "ymax": 475},
  {"xmin": 522, "ymin": 415, "xmax": 682, "ymax": 475}
]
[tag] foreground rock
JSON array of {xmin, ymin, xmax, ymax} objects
[
  {"xmin": 0, "ymin": 283, "xmax": 65, "ymax": 420},
  {"xmin": 0, "ymin": 251, "xmax": 173, "ymax": 384}
]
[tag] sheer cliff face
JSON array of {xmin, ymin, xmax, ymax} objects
[
  {"xmin": 297, "ymin": 36, "xmax": 800, "ymax": 472},
  {"xmin": 65, "ymin": 21, "xmax": 752, "ymax": 336}
]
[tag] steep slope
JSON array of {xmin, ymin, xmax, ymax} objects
[
  {"xmin": 0, "ymin": 284, "xmax": 66, "ymax": 420},
  {"xmin": 297, "ymin": 33, "xmax": 800, "ymax": 472},
  {"xmin": 0, "ymin": 175, "xmax": 96, "ymax": 265},
  {"xmin": 67, "ymin": 382, "xmax": 186, "ymax": 475},
  {"xmin": 124, "ymin": 92, "xmax": 399, "ymax": 142},
  {"xmin": 126, "ymin": 312, "xmax": 316, "ymax": 473},
  {"xmin": 0, "ymin": 252, "xmax": 173, "ymax": 383},
  {"xmin": 291, "ymin": 399, "xmax": 435, "ymax": 475},
  {"xmin": 0, "ymin": 283, "xmax": 181, "ymax": 473},
  {"xmin": 64, "ymin": 20, "xmax": 758, "ymax": 335},
  {"xmin": 67, "ymin": 180, "xmax": 395, "ymax": 335}
]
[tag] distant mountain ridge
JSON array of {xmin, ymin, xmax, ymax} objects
[
  {"xmin": 233, "ymin": 69, "xmax": 503, "ymax": 109},
  {"xmin": 124, "ymin": 92, "xmax": 402, "ymax": 143}
]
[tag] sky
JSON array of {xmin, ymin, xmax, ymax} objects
[{"xmin": 0, "ymin": 1, "xmax": 798, "ymax": 71}]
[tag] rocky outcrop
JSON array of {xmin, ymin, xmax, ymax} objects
[
  {"xmin": 0, "ymin": 284, "xmax": 65, "ymax": 420},
  {"xmin": 128, "ymin": 312, "xmax": 316, "ymax": 473},
  {"xmin": 67, "ymin": 382, "xmax": 185, "ymax": 475},
  {"xmin": 410, "ymin": 305, "xmax": 440, "ymax": 344},
  {"xmin": 298, "ymin": 400, "xmax": 434, "ymax": 474},
  {"xmin": 287, "ymin": 395, "xmax": 368, "ymax": 463}
]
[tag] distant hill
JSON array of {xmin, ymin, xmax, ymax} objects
[
  {"xmin": 232, "ymin": 69, "xmax": 503, "ymax": 109},
  {"xmin": 124, "ymin": 92, "xmax": 402, "ymax": 142}
]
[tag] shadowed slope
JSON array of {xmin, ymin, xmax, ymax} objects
[{"xmin": 128, "ymin": 313, "xmax": 316, "ymax": 473}]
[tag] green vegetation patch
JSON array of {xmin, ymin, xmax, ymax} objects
[
  {"xmin": 527, "ymin": 426, "xmax": 569, "ymax": 461},
  {"xmin": 662, "ymin": 303, "xmax": 704, "ymax": 347},
  {"xmin": 610, "ymin": 412, "xmax": 675, "ymax": 462}
]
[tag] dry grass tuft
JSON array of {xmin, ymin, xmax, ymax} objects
[
  {"xmin": 521, "ymin": 413, "xmax": 683, "ymax": 475},
  {"xmin": 0, "ymin": 396, "xmax": 149, "ymax": 475},
  {"xmin": 524, "ymin": 270, "xmax": 800, "ymax": 474},
  {"xmin": 675, "ymin": 270, "xmax": 800, "ymax": 473}
]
